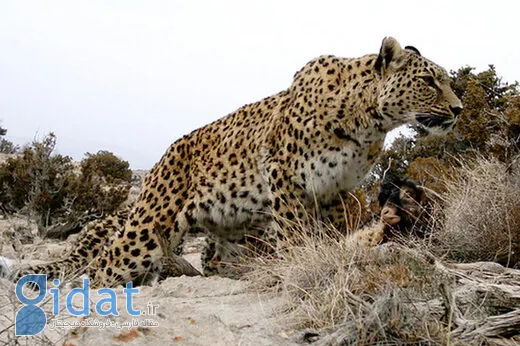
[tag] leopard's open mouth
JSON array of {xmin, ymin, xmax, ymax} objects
[{"xmin": 416, "ymin": 114, "xmax": 454, "ymax": 130}]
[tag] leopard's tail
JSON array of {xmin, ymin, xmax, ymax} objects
[
  {"xmin": 2, "ymin": 254, "xmax": 91, "ymax": 285},
  {"xmin": 1, "ymin": 210, "xmax": 127, "ymax": 285}
]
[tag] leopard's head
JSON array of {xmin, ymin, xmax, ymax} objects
[{"xmin": 375, "ymin": 37, "xmax": 462, "ymax": 135}]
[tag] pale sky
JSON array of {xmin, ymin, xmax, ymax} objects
[{"xmin": 1, "ymin": 1, "xmax": 519, "ymax": 168}]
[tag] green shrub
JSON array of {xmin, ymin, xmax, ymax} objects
[
  {"xmin": 0, "ymin": 133, "xmax": 73, "ymax": 223},
  {"xmin": 0, "ymin": 126, "xmax": 19, "ymax": 154},
  {"xmin": 0, "ymin": 134, "xmax": 131, "ymax": 228},
  {"xmin": 81, "ymin": 150, "xmax": 132, "ymax": 184}
]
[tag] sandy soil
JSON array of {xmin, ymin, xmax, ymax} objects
[{"xmin": 0, "ymin": 217, "xmax": 297, "ymax": 346}]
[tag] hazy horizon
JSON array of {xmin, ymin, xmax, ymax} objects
[{"xmin": 2, "ymin": 1, "xmax": 519, "ymax": 169}]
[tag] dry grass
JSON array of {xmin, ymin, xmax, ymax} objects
[
  {"xmin": 248, "ymin": 219, "xmax": 520, "ymax": 345},
  {"xmin": 431, "ymin": 156, "xmax": 520, "ymax": 267},
  {"xmin": 247, "ymin": 223, "xmax": 453, "ymax": 345},
  {"xmin": 0, "ymin": 213, "xmax": 120, "ymax": 345},
  {"xmin": 0, "ymin": 217, "xmax": 72, "ymax": 345},
  {"xmin": 0, "ymin": 278, "xmax": 65, "ymax": 345}
]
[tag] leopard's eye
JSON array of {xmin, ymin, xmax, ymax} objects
[{"xmin": 419, "ymin": 76, "xmax": 437, "ymax": 88}]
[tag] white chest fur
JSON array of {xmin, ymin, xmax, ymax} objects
[{"xmin": 299, "ymin": 135, "xmax": 385, "ymax": 202}]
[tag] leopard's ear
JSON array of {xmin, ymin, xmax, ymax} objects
[
  {"xmin": 404, "ymin": 45, "xmax": 421, "ymax": 56},
  {"xmin": 375, "ymin": 37, "xmax": 407, "ymax": 73}
]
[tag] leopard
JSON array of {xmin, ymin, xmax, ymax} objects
[
  {"xmin": 4, "ymin": 174, "xmax": 431, "ymax": 283},
  {"xmin": 5, "ymin": 37, "xmax": 462, "ymax": 287}
]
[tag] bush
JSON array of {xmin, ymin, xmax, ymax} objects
[
  {"xmin": 0, "ymin": 134, "xmax": 131, "ymax": 229},
  {"xmin": 0, "ymin": 126, "xmax": 19, "ymax": 154},
  {"xmin": 0, "ymin": 133, "xmax": 73, "ymax": 224},
  {"xmin": 81, "ymin": 150, "xmax": 132, "ymax": 184},
  {"xmin": 64, "ymin": 150, "xmax": 132, "ymax": 217},
  {"xmin": 430, "ymin": 157, "xmax": 520, "ymax": 267},
  {"xmin": 406, "ymin": 157, "xmax": 457, "ymax": 193}
]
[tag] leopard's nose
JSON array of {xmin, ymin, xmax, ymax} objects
[{"xmin": 450, "ymin": 105, "xmax": 463, "ymax": 117}]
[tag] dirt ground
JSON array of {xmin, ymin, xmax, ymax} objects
[{"xmin": 0, "ymin": 216, "xmax": 298, "ymax": 346}]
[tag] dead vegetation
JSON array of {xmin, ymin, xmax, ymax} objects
[
  {"xmin": 248, "ymin": 225, "xmax": 520, "ymax": 345},
  {"xmin": 431, "ymin": 156, "xmax": 520, "ymax": 268},
  {"xmin": 248, "ymin": 156, "xmax": 520, "ymax": 345}
]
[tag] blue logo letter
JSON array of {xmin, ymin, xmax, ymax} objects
[
  {"xmin": 123, "ymin": 282, "xmax": 141, "ymax": 316},
  {"xmin": 49, "ymin": 279, "xmax": 60, "ymax": 315},
  {"xmin": 66, "ymin": 278, "xmax": 90, "ymax": 316},
  {"xmin": 96, "ymin": 288, "xmax": 119, "ymax": 316},
  {"xmin": 15, "ymin": 274, "xmax": 48, "ymax": 336}
]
